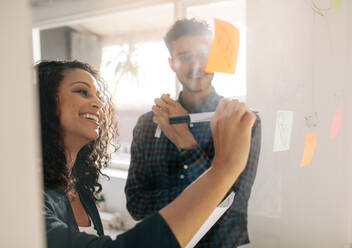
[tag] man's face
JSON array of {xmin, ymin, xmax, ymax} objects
[{"xmin": 169, "ymin": 35, "xmax": 214, "ymax": 93}]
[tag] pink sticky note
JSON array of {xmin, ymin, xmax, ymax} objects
[{"xmin": 330, "ymin": 109, "xmax": 342, "ymax": 139}]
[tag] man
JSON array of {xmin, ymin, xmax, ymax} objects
[{"xmin": 125, "ymin": 18, "xmax": 261, "ymax": 248}]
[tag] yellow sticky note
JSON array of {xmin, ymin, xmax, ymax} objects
[
  {"xmin": 205, "ymin": 19, "xmax": 240, "ymax": 74},
  {"xmin": 332, "ymin": 0, "xmax": 342, "ymax": 11},
  {"xmin": 300, "ymin": 133, "xmax": 317, "ymax": 167}
]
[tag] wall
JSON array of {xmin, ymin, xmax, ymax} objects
[
  {"xmin": 0, "ymin": 0, "xmax": 44, "ymax": 247},
  {"xmin": 246, "ymin": 0, "xmax": 352, "ymax": 247},
  {"xmin": 40, "ymin": 26, "xmax": 102, "ymax": 68},
  {"xmin": 70, "ymin": 31, "xmax": 102, "ymax": 68},
  {"xmin": 40, "ymin": 26, "xmax": 72, "ymax": 61}
]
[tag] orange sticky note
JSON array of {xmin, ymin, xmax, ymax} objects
[
  {"xmin": 300, "ymin": 133, "xmax": 317, "ymax": 167},
  {"xmin": 330, "ymin": 109, "xmax": 342, "ymax": 139},
  {"xmin": 205, "ymin": 19, "xmax": 240, "ymax": 74}
]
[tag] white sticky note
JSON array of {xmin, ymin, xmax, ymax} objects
[{"xmin": 273, "ymin": 110, "xmax": 294, "ymax": 152}]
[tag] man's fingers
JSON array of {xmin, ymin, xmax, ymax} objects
[
  {"xmin": 152, "ymin": 105, "xmax": 161, "ymax": 114},
  {"xmin": 152, "ymin": 105, "xmax": 168, "ymax": 118},
  {"xmin": 161, "ymin": 94, "xmax": 176, "ymax": 106},
  {"xmin": 152, "ymin": 116, "xmax": 159, "ymax": 124},
  {"xmin": 152, "ymin": 115, "xmax": 168, "ymax": 127},
  {"xmin": 154, "ymin": 98, "xmax": 169, "ymax": 111}
]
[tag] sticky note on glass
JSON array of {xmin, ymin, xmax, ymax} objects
[
  {"xmin": 205, "ymin": 19, "xmax": 240, "ymax": 74},
  {"xmin": 330, "ymin": 109, "xmax": 342, "ymax": 139},
  {"xmin": 300, "ymin": 133, "xmax": 317, "ymax": 167},
  {"xmin": 273, "ymin": 111, "xmax": 294, "ymax": 152},
  {"xmin": 332, "ymin": 0, "xmax": 342, "ymax": 11}
]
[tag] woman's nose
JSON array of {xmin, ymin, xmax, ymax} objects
[{"xmin": 91, "ymin": 96, "xmax": 103, "ymax": 109}]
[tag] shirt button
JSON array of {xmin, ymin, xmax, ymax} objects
[
  {"xmin": 180, "ymin": 174, "xmax": 185, "ymax": 179},
  {"xmin": 189, "ymin": 123, "xmax": 194, "ymax": 128},
  {"xmin": 183, "ymin": 164, "xmax": 188, "ymax": 170}
]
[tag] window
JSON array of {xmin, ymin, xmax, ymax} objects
[
  {"xmin": 100, "ymin": 41, "xmax": 175, "ymax": 169},
  {"xmin": 98, "ymin": 3, "xmax": 175, "ymax": 170}
]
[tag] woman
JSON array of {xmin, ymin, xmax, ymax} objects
[{"xmin": 38, "ymin": 60, "xmax": 256, "ymax": 248}]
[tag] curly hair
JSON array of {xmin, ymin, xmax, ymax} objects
[
  {"xmin": 164, "ymin": 18, "xmax": 212, "ymax": 56},
  {"xmin": 36, "ymin": 60, "xmax": 118, "ymax": 197}
]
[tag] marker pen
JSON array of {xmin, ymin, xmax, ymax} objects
[{"xmin": 169, "ymin": 112, "xmax": 214, "ymax": 124}]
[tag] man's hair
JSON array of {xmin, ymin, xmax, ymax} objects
[{"xmin": 164, "ymin": 18, "xmax": 212, "ymax": 56}]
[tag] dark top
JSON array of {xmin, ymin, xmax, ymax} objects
[
  {"xmin": 125, "ymin": 89, "xmax": 262, "ymax": 248},
  {"xmin": 44, "ymin": 186, "xmax": 180, "ymax": 248}
]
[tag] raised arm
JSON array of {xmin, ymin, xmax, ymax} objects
[
  {"xmin": 159, "ymin": 99, "xmax": 256, "ymax": 247},
  {"xmin": 44, "ymin": 99, "xmax": 255, "ymax": 248},
  {"xmin": 231, "ymin": 113, "xmax": 261, "ymax": 210}
]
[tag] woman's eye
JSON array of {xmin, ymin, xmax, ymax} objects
[{"xmin": 75, "ymin": 89, "xmax": 88, "ymax": 96}]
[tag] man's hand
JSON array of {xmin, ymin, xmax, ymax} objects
[{"xmin": 152, "ymin": 94, "xmax": 197, "ymax": 151}]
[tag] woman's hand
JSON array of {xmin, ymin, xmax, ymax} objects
[
  {"xmin": 159, "ymin": 98, "xmax": 256, "ymax": 248},
  {"xmin": 211, "ymin": 99, "xmax": 256, "ymax": 176}
]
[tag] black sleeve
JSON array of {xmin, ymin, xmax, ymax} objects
[
  {"xmin": 111, "ymin": 214, "xmax": 180, "ymax": 248},
  {"xmin": 44, "ymin": 195, "xmax": 111, "ymax": 248},
  {"xmin": 44, "ymin": 195, "xmax": 180, "ymax": 248}
]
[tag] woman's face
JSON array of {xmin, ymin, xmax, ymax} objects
[{"xmin": 57, "ymin": 68, "xmax": 103, "ymax": 148}]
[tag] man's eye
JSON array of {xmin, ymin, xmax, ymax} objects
[
  {"xmin": 179, "ymin": 54, "xmax": 191, "ymax": 62},
  {"xmin": 199, "ymin": 52, "xmax": 208, "ymax": 60}
]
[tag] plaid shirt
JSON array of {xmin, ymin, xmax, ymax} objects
[{"xmin": 125, "ymin": 89, "xmax": 261, "ymax": 248}]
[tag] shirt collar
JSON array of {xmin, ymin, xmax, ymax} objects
[{"xmin": 178, "ymin": 88, "xmax": 222, "ymax": 113}]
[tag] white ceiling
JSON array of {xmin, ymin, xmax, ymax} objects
[
  {"xmin": 34, "ymin": 0, "xmax": 246, "ymax": 46},
  {"xmin": 70, "ymin": 3, "xmax": 174, "ymax": 39}
]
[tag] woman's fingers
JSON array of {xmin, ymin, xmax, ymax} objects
[
  {"xmin": 241, "ymin": 111, "xmax": 256, "ymax": 130},
  {"xmin": 211, "ymin": 98, "xmax": 230, "ymax": 129},
  {"xmin": 230, "ymin": 102, "xmax": 247, "ymax": 123},
  {"xmin": 211, "ymin": 98, "xmax": 253, "ymax": 172}
]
